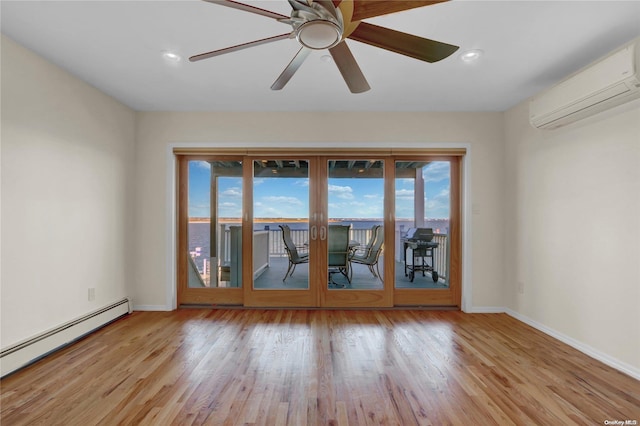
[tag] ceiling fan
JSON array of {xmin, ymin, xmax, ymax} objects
[{"xmin": 189, "ymin": 0, "xmax": 459, "ymax": 93}]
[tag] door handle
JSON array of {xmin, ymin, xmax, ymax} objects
[
  {"xmin": 311, "ymin": 225, "xmax": 317, "ymax": 240},
  {"xmin": 320, "ymin": 226, "xmax": 327, "ymax": 241}
]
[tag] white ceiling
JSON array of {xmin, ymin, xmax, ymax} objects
[{"xmin": 2, "ymin": 0, "xmax": 639, "ymax": 112}]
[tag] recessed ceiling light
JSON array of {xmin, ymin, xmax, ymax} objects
[
  {"xmin": 320, "ymin": 54, "xmax": 333, "ymax": 63},
  {"xmin": 460, "ymin": 49, "xmax": 483, "ymax": 63},
  {"xmin": 162, "ymin": 51, "xmax": 181, "ymax": 62}
]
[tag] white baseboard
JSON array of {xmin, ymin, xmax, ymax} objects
[
  {"xmin": 505, "ymin": 308, "xmax": 640, "ymax": 381},
  {"xmin": 468, "ymin": 306, "xmax": 506, "ymax": 313},
  {"xmin": 132, "ymin": 304, "xmax": 173, "ymax": 311},
  {"xmin": 1, "ymin": 298, "xmax": 131, "ymax": 378}
]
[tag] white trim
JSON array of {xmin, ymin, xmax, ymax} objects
[
  {"xmin": 166, "ymin": 145, "xmax": 177, "ymax": 310},
  {"xmin": 169, "ymin": 141, "xmax": 470, "ymax": 150},
  {"xmin": 132, "ymin": 305, "xmax": 173, "ymax": 312},
  {"xmin": 165, "ymin": 141, "xmax": 472, "ymax": 310},
  {"xmin": 505, "ymin": 308, "xmax": 640, "ymax": 380},
  {"xmin": 460, "ymin": 147, "xmax": 473, "ymax": 312},
  {"xmin": 469, "ymin": 306, "xmax": 505, "ymax": 313}
]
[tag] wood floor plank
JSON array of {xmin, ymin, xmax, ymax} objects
[{"xmin": 1, "ymin": 310, "xmax": 639, "ymax": 425}]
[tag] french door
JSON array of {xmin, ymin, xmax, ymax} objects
[{"xmin": 177, "ymin": 151, "xmax": 462, "ymax": 308}]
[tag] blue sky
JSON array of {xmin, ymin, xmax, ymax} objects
[{"xmin": 188, "ymin": 161, "xmax": 450, "ymax": 219}]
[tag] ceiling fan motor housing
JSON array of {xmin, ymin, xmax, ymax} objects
[{"xmin": 296, "ymin": 20, "xmax": 342, "ymax": 49}]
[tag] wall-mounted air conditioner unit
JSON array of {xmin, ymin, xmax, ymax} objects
[{"xmin": 530, "ymin": 37, "xmax": 640, "ymax": 130}]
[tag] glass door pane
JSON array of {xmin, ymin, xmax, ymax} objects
[
  {"xmin": 326, "ymin": 159, "xmax": 385, "ymax": 289},
  {"xmin": 179, "ymin": 157, "xmax": 244, "ymax": 306},
  {"xmin": 395, "ymin": 160, "xmax": 451, "ymax": 289},
  {"xmin": 187, "ymin": 160, "xmax": 244, "ymax": 289},
  {"xmin": 252, "ymin": 159, "xmax": 310, "ymax": 291},
  {"xmin": 321, "ymin": 158, "xmax": 391, "ymax": 308},
  {"xmin": 187, "ymin": 160, "xmax": 212, "ymax": 288},
  {"xmin": 213, "ymin": 162, "xmax": 244, "ymax": 288}
]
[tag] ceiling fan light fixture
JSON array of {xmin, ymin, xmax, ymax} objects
[{"xmin": 296, "ymin": 20, "xmax": 342, "ymax": 50}]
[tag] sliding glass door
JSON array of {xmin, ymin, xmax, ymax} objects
[
  {"xmin": 393, "ymin": 157, "xmax": 461, "ymax": 306},
  {"xmin": 320, "ymin": 157, "xmax": 392, "ymax": 307},
  {"xmin": 177, "ymin": 156, "xmax": 244, "ymax": 305},
  {"xmin": 244, "ymin": 158, "xmax": 317, "ymax": 307},
  {"xmin": 177, "ymin": 152, "xmax": 462, "ymax": 308}
]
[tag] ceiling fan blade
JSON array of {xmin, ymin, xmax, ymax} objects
[
  {"xmin": 202, "ymin": 0, "xmax": 289, "ymax": 20},
  {"xmin": 189, "ymin": 33, "xmax": 292, "ymax": 62},
  {"xmin": 348, "ymin": 22, "xmax": 458, "ymax": 63},
  {"xmin": 351, "ymin": 0, "xmax": 449, "ymax": 21},
  {"xmin": 329, "ymin": 41, "xmax": 370, "ymax": 94},
  {"xmin": 288, "ymin": 0, "xmax": 316, "ymax": 14},
  {"xmin": 314, "ymin": 0, "xmax": 340, "ymax": 20},
  {"xmin": 271, "ymin": 47, "xmax": 312, "ymax": 90}
]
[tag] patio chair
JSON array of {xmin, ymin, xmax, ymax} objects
[
  {"xmin": 352, "ymin": 225, "xmax": 381, "ymax": 259},
  {"xmin": 279, "ymin": 224, "xmax": 309, "ymax": 281},
  {"xmin": 350, "ymin": 225, "xmax": 384, "ymax": 281},
  {"xmin": 328, "ymin": 224, "xmax": 352, "ymax": 285}
]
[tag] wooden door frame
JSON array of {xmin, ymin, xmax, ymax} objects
[
  {"xmin": 392, "ymin": 155, "xmax": 462, "ymax": 307},
  {"xmin": 242, "ymin": 155, "xmax": 318, "ymax": 307},
  {"xmin": 319, "ymin": 155, "xmax": 393, "ymax": 308},
  {"xmin": 175, "ymin": 149, "xmax": 465, "ymax": 309},
  {"xmin": 176, "ymin": 155, "xmax": 244, "ymax": 306}
]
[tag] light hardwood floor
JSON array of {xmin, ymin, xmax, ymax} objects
[{"xmin": 1, "ymin": 310, "xmax": 638, "ymax": 425}]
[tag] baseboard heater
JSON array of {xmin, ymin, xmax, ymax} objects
[{"xmin": 0, "ymin": 297, "xmax": 131, "ymax": 378}]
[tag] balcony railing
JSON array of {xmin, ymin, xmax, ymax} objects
[{"xmin": 215, "ymin": 227, "xmax": 449, "ymax": 281}]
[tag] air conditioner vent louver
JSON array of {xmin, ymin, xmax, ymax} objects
[{"xmin": 530, "ymin": 37, "xmax": 640, "ymax": 130}]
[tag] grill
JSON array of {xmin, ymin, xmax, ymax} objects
[{"xmin": 402, "ymin": 228, "xmax": 439, "ymax": 282}]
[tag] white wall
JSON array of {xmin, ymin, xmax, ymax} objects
[
  {"xmin": 504, "ymin": 100, "xmax": 640, "ymax": 375},
  {"xmin": 133, "ymin": 111, "xmax": 506, "ymax": 310},
  {"xmin": 0, "ymin": 35, "xmax": 136, "ymax": 348}
]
